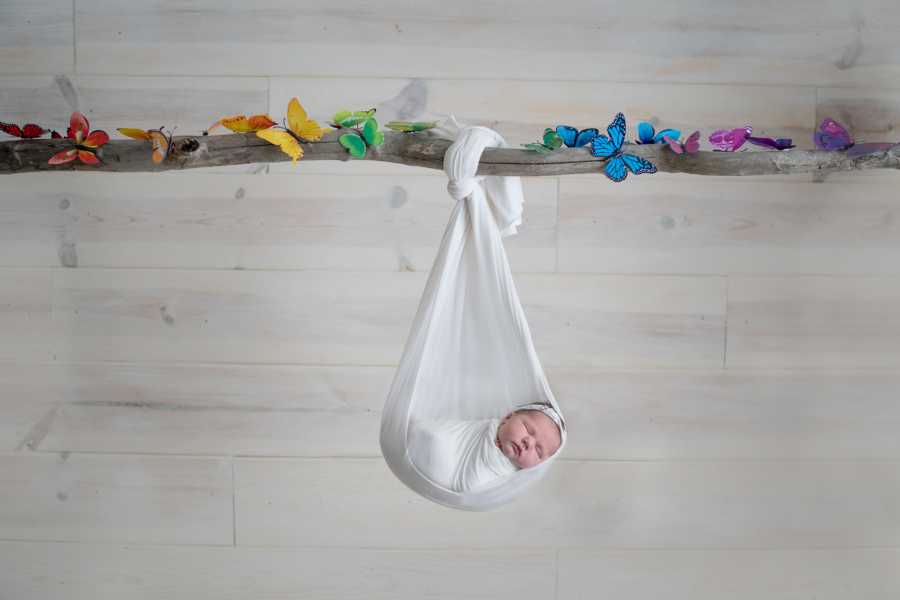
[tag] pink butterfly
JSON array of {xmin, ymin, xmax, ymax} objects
[
  {"xmin": 709, "ymin": 126, "xmax": 752, "ymax": 152},
  {"xmin": 663, "ymin": 131, "xmax": 700, "ymax": 154},
  {"xmin": 813, "ymin": 118, "xmax": 853, "ymax": 151}
]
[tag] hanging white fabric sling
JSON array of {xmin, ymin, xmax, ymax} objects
[{"xmin": 379, "ymin": 117, "xmax": 568, "ymax": 511}]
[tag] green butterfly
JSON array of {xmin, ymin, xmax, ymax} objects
[
  {"xmin": 339, "ymin": 117, "xmax": 385, "ymax": 158},
  {"xmin": 331, "ymin": 108, "xmax": 377, "ymax": 129},
  {"xmin": 522, "ymin": 128, "xmax": 563, "ymax": 154},
  {"xmin": 385, "ymin": 120, "xmax": 438, "ymax": 133}
]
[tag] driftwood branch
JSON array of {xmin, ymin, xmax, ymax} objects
[{"xmin": 2, "ymin": 130, "xmax": 899, "ymax": 176}]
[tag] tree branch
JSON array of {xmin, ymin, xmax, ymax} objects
[{"xmin": 2, "ymin": 130, "xmax": 899, "ymax": 176}]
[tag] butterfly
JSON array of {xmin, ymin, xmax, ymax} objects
[
  {"xmin": 662, "ymin": 130, "xmax": 701, "ymax": 154},
  {"xmin": 746, "ymin": 136, "xmax": 795, "ymax": 150},
  {"xmin": 0, "ymin": 121, "xmax": 61, "ymax": 139},
  {"xmin": 339, "ymin": 116, "xmax": 384, "ymax": 158},
  {"xmin": 555, "ymin": 125, "xmax": 599, "ymax": 147},
  {"xmin": 256, "ymin": 97, "xmax": 327, "ymax": 162},
  {"xmin": 205, "ymin": 114, "xmax": 276, "ymax": 134},
  {"xmin": 118, "ymin": 126, "xmax": 176, "ymax": 163},
  {"xmin": 48, "ymin": 112, "xmax": 109, "ymax": 166},
  {"xmin": 590, "ymin": 112, "xmax": 658, "ymax": 182},
  {"xmin": 709, "ymin": 126, "xmax": 753, "ymax": 151},
  {"xmin": 385, "ymin": 120, "xmax": 438, "ymax": 132},
  {"xmin": 331, "ymin": 109, "xmax": 377, "ymax": 129},
  {"xmin": 522, "ymin": 128, "xmax": 563, "ymax": 154},
  {"xmin": 636, "ymin": 121, "xmax": 680, "ymax": 145},
  {"xmin": 813, "ymin": 118, "xmax": 853, "ymax": 150}
]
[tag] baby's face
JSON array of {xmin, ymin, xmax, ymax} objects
[{"xmin": 495, "ymin": 410, "xmax": 561, "ymax": 469}]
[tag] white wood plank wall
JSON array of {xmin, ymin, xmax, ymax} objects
[{"xmin": 2, "ymin": 1, "xmax": 900, "ymax": 598}]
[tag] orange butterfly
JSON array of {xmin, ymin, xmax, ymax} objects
[
  {"xmin": 206, "ymin": 114, "xmax": 276, "ymax": 134},
  {"xmin": 117, "ymin": 126, "xmax": 175, "ymax": 164}
]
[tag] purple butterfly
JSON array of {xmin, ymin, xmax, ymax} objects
[
  {"xmin": 709, "ymin": 126, "xmax": 752, "ymax": 151},
  {"xmin": 813, "ymin": 118, "xmax": 853, "ymax": 150},
  {"xmin": 746, "ymin": 136, "xmax": 795, "ymax": 150},
  {"xmin": 663, "ymin": 131, "xmax": 700, "ymax": 154}
]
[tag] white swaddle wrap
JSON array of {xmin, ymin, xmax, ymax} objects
[
  {"xmin": 407, "ymin": 417, "xmax": 518, "ymax": 493},
  {"xmin": 379, "ymin": 116, "xmax": 568, "ymax": 511}
]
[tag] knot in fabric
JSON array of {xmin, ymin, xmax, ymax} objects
[
  {"xmin": 443, "ymin": 126, "xmax": 504, "ymax": 200},
  {"xmin": 446, "ymin": 177, "xmax": 480, "ymax": 201},
  {"xmin": 438, "ymin": 118, "xmax": 526, "ymax": 238}
]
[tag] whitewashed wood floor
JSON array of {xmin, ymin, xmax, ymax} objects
[{"xmin": 3, "ymin": 1, "xmax": 900, "ymax": 598}]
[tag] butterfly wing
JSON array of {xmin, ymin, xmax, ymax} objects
[
  {"xmin": 77, "ymin": 149, "xmax": 100, "ymax": 165},
  {"xmin": 574, "ymin": 127, "xmax": 599, "ymax": 147},
  {"xmin": 603, "ymin": 156, "xmax": 628, "ymax": 182},
  {"xmin": 709, "ymin": 129, "xmax": 729, "ymax": 151},
  {"xmin": 81, "ymin": 130, "xmax": 109, "ymax": 149},
  {"xmin": 210, "ymin": 114, "xmax": 277, "ymax": 133},
  {"xmin": 621, "ymin": 153, "xmax": 657, "ymax": 175},
  {"xmin": 555, "ymin": 125, "xmax": 584, "ymax": 147},
  {"xmin": 257, "ymin": 128, "xmax": 304, "ymax": 162},
  {"xmin": 746, "ymin": 136, "xmax": 778, "ymax": 149},
  {"xmin": 148, "ymin": 130, "xmax": 170, "ymax": 163},
  {"xmin": 607, "ymin": 113, "xmax": 626, "ymax": 150},
  {"xmin": 48, "ymin": 149, "xmax": 78, "ymax": 165},
  {"xmin": 362, "ymin": 118, "xmax": 384, "ymax": 146},
  {"xmin": 523, "ymin": 142, "xmax": 553, "ymax": 154},
  {"xmin": 663, "ymin": 135, "xmax": 684, "ymax": 154},
  {"xmin": 385, "ymin": 121, "xmax": 437, "ymax": 132},
  {"xmin": 653, "ymin": 128, "xmax": 681, "ymax": 144},
  {"xmin": 637, "ymin": 122, "xmax": 655, "ymax": 144},
  {"xmin": 339, "ymin": 133, "xmax": 367, "ymax": 158},
  {"xmin": 590, "ymin": 135, "xmax": 618, "ymax": 158},
  {"xmin": 683, "ymin": 131, "xmax": 701, "ymax": 153},
  {"xmin": 542, "ymin": 128, "xmax": 562, "ymax": 150},
  {"xmin": 0, "ymin": 122, "xmax": 24, "ymax": 137},
  {"xmin": 69, "ymin": 112, "xmax": 89, "ymax": 143},
  {"xmin": 287, "ymin": 98, "xmax": 326, "ymax": 141},
  {"xmin": 730, "ymin": 127, "xmax": 752, "ymax": 151},
  {"xmin": 118, "ymin": 128, "xmax": 152, "ymax": 141}
]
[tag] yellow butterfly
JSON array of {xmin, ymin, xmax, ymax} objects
[{"xmin": 256, "ymin": 98, "xmax": 328, "ymax": 162}]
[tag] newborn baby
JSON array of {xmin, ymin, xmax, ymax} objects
[
  {"xmin": 407, "ymin": 403, "xmax": 564, "ymax": 493},
  {"xmin": 494, "ymin": 406, "xmax": 563, "ymax": 469}
]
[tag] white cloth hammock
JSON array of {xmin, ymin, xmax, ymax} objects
[{"xmin": 379, "ymin": 117, "xmax": 568, "ymax": 511}]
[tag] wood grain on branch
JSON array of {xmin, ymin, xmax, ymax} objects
[{"xmin": 2, "ymin": 130, "xmax": 899, "ymax": 177}]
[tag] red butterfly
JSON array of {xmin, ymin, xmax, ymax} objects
[
  {"xmin": 48, "ymin": 112, "xmax": 109, "ymax": 166},
  {"xmin": 0, "ymin": 121, "xmax": 61, "ymax": 139}
]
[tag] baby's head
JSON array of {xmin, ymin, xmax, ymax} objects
[{"xmin": 495, "ymin": 408, "xmax": 563, "ymax": 469}]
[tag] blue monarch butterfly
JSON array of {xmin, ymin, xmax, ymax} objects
[
  {"xmin": 590, "ymin": 113, "xmax": 658, "ymax": 182},
  {"xmin": 555, "ymin": 125, "xmax": 599, "ymax": 147}
]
